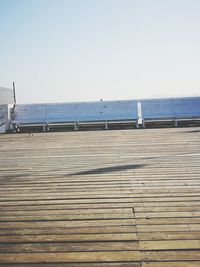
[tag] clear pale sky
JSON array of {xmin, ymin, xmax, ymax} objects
[{"xmin": 0, "ymin": 0, "xmax": 200, "ymax": 104}]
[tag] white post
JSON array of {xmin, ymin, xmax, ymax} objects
[
  {"xmin": 74, "ymin": 122, "xmax": 79, "ymax": 131},
  {"xmin": 174, "ymin": 120, "xmax": 178, "ymax": 127},
  {"xmin": 105, "ymin": 120, "xmax": 109, "ymax": 130},
  {"xmin": 43, "ymin": 123, "xmax": 46, "ymax": 132},
  {"xmin": 137, "ymin": 102, "xmax": 144, "ymax": 128}
]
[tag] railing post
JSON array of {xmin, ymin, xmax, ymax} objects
[
  {"xmin": 174, "ymin": 120, "xmax": 178, "ymax": 127},
  {"xmin": 136, "ymin": 102, "xmax": 144, "ymax": 128},
  {"xmin": 105, "ymin": 120, "xmax": 109, "ymax": 130},
  {"xmin": 43, "ymin": 123, "xmax": 46, "ymax": 132},
  {"xmin": 74, "ymin": 122, "xmax": 79, "ymax": 131}
]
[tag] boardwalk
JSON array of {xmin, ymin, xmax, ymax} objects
[{"xmin": 0, "ymin": 128, "xmax": 200, "ymax": 266}]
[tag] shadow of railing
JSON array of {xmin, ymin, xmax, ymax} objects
[{"xmin": 69, "ymin": 164, "xmax": 145, "ymax": 176}]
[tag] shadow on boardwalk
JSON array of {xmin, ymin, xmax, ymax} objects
[{"xmin": 69, "ymin": 164, "xmax": 145, "ymax": 176}]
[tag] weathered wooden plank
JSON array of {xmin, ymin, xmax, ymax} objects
[
  {"xmin": 0, "ymin": 208, "xmax": 133, "ymax": 216},
  {"xmin": 0, "ymin": 241, "xmax": 139, "ymax": 252},
  {"xmin": 137, "ymin": 224, "xmax": 200, "ymax": 232},
  {"xmin": 135, "ymin": 211, "xmax": 200, "ymax": 218},
  {"xmin": 0, "ymin": 208, "xmax": 133, "ymax": 217},
  {"xmin": 0, "ymin": 203, "xmax": 139, "ymax": 210},
  {"xmin": 0, "ymin": 225, "xmax": 136, "ymax": 235},
  {"xmin": 1, "ymin": 197, "xmax": 200, "ymax": 207},
  {"xmin": 138, "ymin": 231, "xmax": 200, "ymax": 240},
  {"xmin": 0, "ymin": 198, "xmax": 140, "ymax": 206},
  {"xmin": 0, "ymin": 233, "xmax": 137, "ymax": 243},
  {"xmin": 139, "ymin": 240, "xmax": 200, "ymax": 250},
  {"xmin": 0, "ymin": 219, "xmax": 135, "ymax": 228},
  {"xmin": 1, "ymin": 191, "xmax": 200, "ymax": 197},
  {"xmin": 0, "ymin": 263, "xmax": 141, "ymax": 267},
  {"xmin": 1, "ymin": 195, "xmax": 200, "ymax": 201},
  {"xmin": 142, "ymin": 262, "xmax": 200, "ymax": 267},
  {"xmin": 0, "ymin": 251, "xmax": 141, "ymax": 263},
  {"xmin": 141, "ymin": 251, "xmax": 200, "ymax": 260},
  {"xmin": 136, "ymin": 217, "xmax": 200, "ymax": 224},
  {"xmin": 1, "ymin": 180, "xmax": 200, "ymax": 188},
  {"xmin": 0, "ymin": 213, "xmax": 134, "ymax": 221},
  {"xmin": 143, "ymin": 201, "xmax": 200, "ymax": 207},
  {"xmin": 135, "ymin": 206, "xmax": 200, "ymax": 212},
  {"xmin": 0, "ymin": 193, "xmax": 138, "ymax": 200}
]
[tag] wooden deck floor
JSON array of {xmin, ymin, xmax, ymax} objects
[{"xmin": 0, "ymin": 128, "xmax": 200, "ymax": 266}]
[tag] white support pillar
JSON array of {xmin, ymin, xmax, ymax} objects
[
  {"xmin": 136, "ymin": 102, "xmax": 145, "ymax": 128},
  {"xmin": 43, "ymin": 123, "xmax": 46, "ymax": 132},
  {"xmin": 105, "ymin": 120, "xmax": 109, "ymax": 130},
  {"xmin": 74, "ymin": 122, "xmax": 79, "ymax": 131},
  {"xmin": 174, "ymin": 120, "xmax": 178, "ymax": 127}
]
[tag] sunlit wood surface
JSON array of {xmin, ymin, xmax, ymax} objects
[{"xmin": 0, "ymin": 127, "xmax": 200, "ymax": 266}]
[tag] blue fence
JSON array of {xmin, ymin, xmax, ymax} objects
[
  {"xmin": 12, "ymin": 100, "xmax": 138, "ymax": 124},
  {"xmin": 11, "ymin": 97, "xmax": 200, "ymax": 126},
  {"xmin": 172, "ymin": 97, "xmax": 200, "ymax": 119},
  {"xmin": 141, "ymin": 97, "xmax": 200, "ymax": 120},
  {"xmin": 141, "ymin": 98, "xmax": 174, "ymax": 120}
]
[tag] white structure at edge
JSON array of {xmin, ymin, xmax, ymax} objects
[
  {"xmin": 0, "ymin": 87, "xmax": 14, "ymax": 133},
  {"xmin": 0, "ymin": 87, "xmax": 14, "ymax": 105}
]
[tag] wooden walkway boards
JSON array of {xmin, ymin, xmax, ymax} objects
[{"xmin": 0, "ymin": 127, "xmax": 200, "ymax": 266}]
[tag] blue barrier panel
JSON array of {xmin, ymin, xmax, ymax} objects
[
  {"xmin": 12, "ymin": 97, "xmax": 200, "ymax": 125},
  {"xmin": 12, "ymin": 104, "xmax": 46, "ymax": 123},
  {"xmin": 172, "ymin": 97, "xmax": 200, "ymax": 118},
  {"xmin": 13, "ymin": 100, "xmax": 138, "ymax": 124},
  {"xmin": 141, "ymin": 98, "xmax": 175, "ymax": 119},
  {"xmin": 46, "ymin": 101, "xmax": 138, "ymax": 122},
  {"xmin": 141, "ymin": 97, "xmax": 200, "ymax": 120}
]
